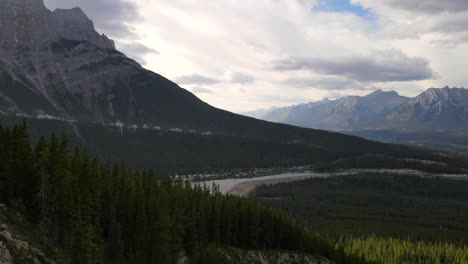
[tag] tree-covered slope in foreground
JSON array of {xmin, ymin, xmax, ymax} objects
[{"xmin": 0, "ymin": 122, "xmax": 372, "ymax": 264}]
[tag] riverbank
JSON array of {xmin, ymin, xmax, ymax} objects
[{"xmin": 226, "ymin": 175, "xmax": 318, "ymax": 196}]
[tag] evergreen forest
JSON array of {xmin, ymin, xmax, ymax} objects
[{"xmin": 0, "ymin": 122, "xmax": 369, "ymax": 263}]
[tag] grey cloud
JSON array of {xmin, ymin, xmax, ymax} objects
[
  {"xmin": 235, "ymin": 87, "xmax": 247, "ymax": 93},
  {"xmin": 117, "ymin": 42, "xmax": 159, "ymax": 65},
  {"xmin": 273, "ymin": 51, "xmax": 434, "ymax": 82},
  {"xmin": 175, "ymin": 74, "xmax": 222, "ymax": 85},
  {"xmin": 363, "ymin": 0, "xmax": 468, "ymax": 14},
  {"xmin": 230, "ymin": 72, "xmax": 256, "ymax": 85},
  {"xmin": 427, "ymin": 16, "xmax": 468, "ymax": 46},
  {"xmin": 190, "ymin": 87, "xmax": 213, "ymax": 94},
  {"xmin": 44, "ymin": 0, "xmax": 140, "ymax": 37},
  {"xmin": 176, "ymin": 72, "xmax": 255, "ymax": 87},
  {"xmin": 432, "ymin": 19, "xmax": 467, "ymax": 34},
  {"xmin": 282, "ymin": 76, "xmax": 365, "ymax": 90},
  {"xmin": 431, "ymin": 32, "xmax": 468, "ymax": 48},
  {"xmin": 118, "ymin": 42, "xmax": 159, "ymax": 55}
]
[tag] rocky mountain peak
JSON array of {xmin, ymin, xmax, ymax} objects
[
  {"xmin": 416, "ymin": 87, "xmax": 467, "ymax": 105},
  {"xmin": 53, "ymin": 7, "xmax": 88, "ymax": 20},
  {"xmin": 0, "ymin": 0, "xmax": 46, "ymax": 9},
  {"xmin": 386, "ymin": 87, "xmax": 468, "ymax": 126},
  {"xmin": 52, "ymin": 7, "xmax": 115, "ymax": 49},
  {"xmin": 366, "ymin": 89, "xmax": 401, "ymax": 99},
  {"xmin": 0, "ymin": 0, "xmax": 114, "ymax": 50},
  {"xmin": 368, "ymin": 89, "xmax": 384, "ymax": 95}
]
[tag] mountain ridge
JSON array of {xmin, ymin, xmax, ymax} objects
[
  {"xmin": 386, "ymin": 87, "xmax": 468, "ymax": 129},
  {"xmin": 253, "ymin": 89, "xmax": 410, "ymax": 130},
  {"xmin": 245, "ymin": 87, "xmax": 468, "ymax": 131}
]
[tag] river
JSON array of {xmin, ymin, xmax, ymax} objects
[{"xmin": 193, "ymin": 169, "xmax": 468, "ymax": 196}]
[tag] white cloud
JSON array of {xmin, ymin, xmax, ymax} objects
[
  {"xmin": 175, "ymin": 74, "xmax": 221, "ymax": 85},
  {"xmin": 190, "ymin": 87, "xmax": 213, "ymax": 94},
  {"xmin": 228, "ymin": 72, "xmax": 256, "ymax": 86}
]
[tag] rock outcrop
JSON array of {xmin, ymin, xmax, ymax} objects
[
  {"xmin": 218, "ymin": 248, "xmax": 335, "ymax": 264},
  {"xmin": 0, "ymin": 204, "xmax": 55, "ymax": 264}
]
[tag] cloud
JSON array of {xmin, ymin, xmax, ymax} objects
[
  {"xmin": 353, "ymin": 0, "xmax": 468, "ymax": 46},
  {"xmin": 354, "ymin": 0, "xmax": 468, "ymax": 14},
  {"xmin": 432, "ymin": 33, "xmax": 468, "ymax": 48},
  {"xmin": 432, "ymin": 18, "xmax": 468, "ymax": 33},
  {"xmin": 117, "ymin": 42, "xmax": 159, "ymax": 65},
  {"xmin": 282, "ymin": 76, "xmax": 365, "ymax": 90},
  {"xmin": 175, "ymin": 72, "xmax": 256, "ymax": 87},
  {"xmin": 229, "ymin": 72, "xmax": 256, "ymax": 85},
  {"xmin": 234, "ymin": 87, "xmax": 247, "ymax": 93},
  {"xmin": 273, "ymin": 50, "xmax": 434, "ymax": 82},
  {"xmin": 118, "ymin": 42, "xmax": 159, "ymax": 55},
  {"xmin": 175, "ymin": 74, "xmax": 222, "ymax": 85},
  {"xmin": 44, "ymin": 0, "xmax": 140, "ymax": 38},
  {"xmin": 190, "ymin": 87, "xmax": 213, "ymax": 94}
]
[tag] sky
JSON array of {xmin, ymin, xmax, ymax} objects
[{"xmin": 43, "ymin": 0, "xmax": 468, "ymax": 112}]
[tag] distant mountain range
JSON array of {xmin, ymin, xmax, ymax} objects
[{"xmin": 244, "ymin": 87, "xmax": 468, "ymax": 132}]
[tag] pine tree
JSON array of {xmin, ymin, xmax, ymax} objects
[{"xmin": 34, "ymin": 136, "xmax": 49, "ymax": 229}]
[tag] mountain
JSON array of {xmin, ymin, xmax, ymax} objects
[
  {"xmin": 248, "ymin": 87, "xmax": 468, "ymax": 131},
  {"xmin": 0, "ymin": 0, "xmax": 212, "ymax": 127},
  {"xmin": 385, "ymin": 87, "xmax": 468, "ymax": 129},
  {"xmin": 254, "ymin": 90, "xmax": 409, "ymax": 130},
  {"xmin": 245, "ymin": 87, "xmax": 468, "ymax": 152}
]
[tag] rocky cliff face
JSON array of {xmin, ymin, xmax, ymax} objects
[
  {"xmin": 0, "ymin": 0, "xmax": 134, "ymax": 123},
  {"xmin": 0, "ymin": 0, "xmax": 114, "ymax": 50},
  {"xmin": 0, "ymin": 204, "xmax": 57, "ymax": 264},
  {"xmin": 178, "ymin": 247, "xmax": 335, "ymax": 264},
  {"xmin": 0, "ymin": 0, "xmax": 205, "ymax": 127}
]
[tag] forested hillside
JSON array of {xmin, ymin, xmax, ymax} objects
[{"xmin": 0, "ymin": 122, "xmax": 370, "ymax": 263}]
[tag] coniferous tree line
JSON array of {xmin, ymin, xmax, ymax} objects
[
  {"xmin": 339, "ymin": 236, "xmax": 468, "ymax": 264},
  {"xmin": 0, "ymin": 122, "xmax": 369, "ymax": 263}
]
